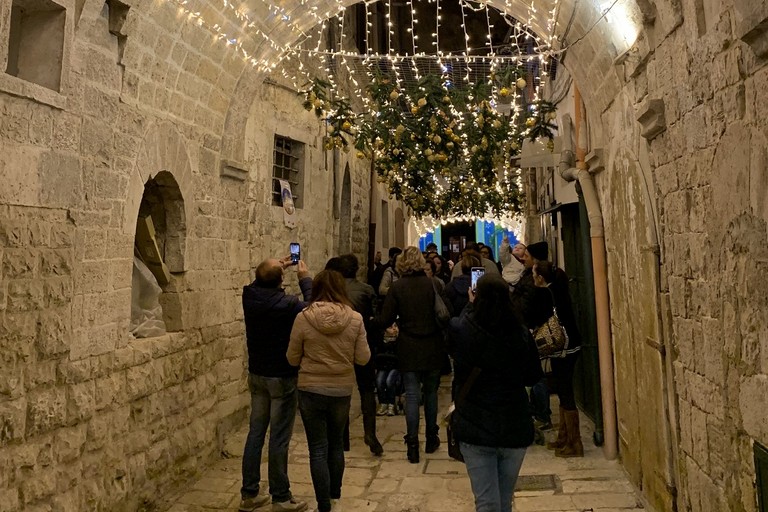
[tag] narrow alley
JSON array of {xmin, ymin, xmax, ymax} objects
[{"xmin": 160, "ymin": 380, "xmax": 644, "ymax": 512}]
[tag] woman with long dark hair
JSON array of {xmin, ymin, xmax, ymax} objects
[
  {"xmin": 532, "ymin": 260, "xmax": 583, "ymax": 457},
  {"xmin": 442, "ymin": 252, "xmax": 482, "ymax": 318},
  {"xmin": 447, "ymin": 274, "xmax": 542, "ymax": 512},
  {"xmin": 287, "ymin": 270, "xmax": 371, "ymax": 512}
]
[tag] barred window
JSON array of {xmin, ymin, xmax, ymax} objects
[{"xmin": 272, "ymin": 135, "xmax": 304, "ymax": 209}]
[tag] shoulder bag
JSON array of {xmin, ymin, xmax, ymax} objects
[
  {"xmin": 532, "ymin": 288, "xmax": 569, "ymax": 358},
  {"xmin": 432, "ymin": 279, "xmax": 451, "ymax": 329},
  {"xmin": 445, "ymin": 367, "xmax": 481, "ymax": 462}
]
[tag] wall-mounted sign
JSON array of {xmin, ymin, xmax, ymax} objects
[{"xmin": 279, "ymin": 179, "xmax": 296, "ymax": 228}]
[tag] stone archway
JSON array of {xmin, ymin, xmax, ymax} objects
[
  {"xmin": 123, "ymin": 120, "xmax": 194, "ymax": 269},
  {"xmin": 217, "ymin": 0, "xmax": 646, "ymax": 166},
  {"xmin": 124, "ymin": 121, "xmax": 194, "ymax": 333},
  {"xmin": 603, "ymin": 143, "xmax": 674, "ymax": 511}
]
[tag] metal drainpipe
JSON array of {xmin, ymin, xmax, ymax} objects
[{"xmin": 558, "ymin": 89, "xmax": 618, "ymax": 461}]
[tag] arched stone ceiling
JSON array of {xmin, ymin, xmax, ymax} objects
[
  {"xmin": 215, "ymin": 0, "xmax": 647, "ymax": 162},
  {"xmin": 124, "ymin": 0, "xmax": 646, "ymax": 162}
]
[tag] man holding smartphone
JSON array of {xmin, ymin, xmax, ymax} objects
[{"xmin": 240, "ymin": 255, "xmax": 311, "ymax": 512}]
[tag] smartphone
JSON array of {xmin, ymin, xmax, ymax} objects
[
  {"xmin": 290, "ymin": 243, "xmax": 300, "ymax": 265},
  {"xmin": 471, "ymin": 267, "xmax": 485, "ymax": 292}
]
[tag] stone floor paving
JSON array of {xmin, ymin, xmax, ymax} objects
[{"xmin": 159, "ymin": 378, "xmax": 645, "ymax": 512}]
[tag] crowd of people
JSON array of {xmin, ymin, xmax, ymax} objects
[{"xmin": 237, "ymin": 238, "xmax": 583, "ymax": 512}]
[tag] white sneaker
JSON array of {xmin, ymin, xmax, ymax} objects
[
  {"xmin": 272, "ymin": 498, "xmax": 308, "ymax": 512},
  {"xmin": 386, "ymin": 404, "xmax": 395, "ymax": 416},
  {"xmin": 330, "ymin": 499, "xmax": 342, "ymax": 512},
  {"xmin": 376, "ymin": 404, "xmax": 388, "ymax": 416}
]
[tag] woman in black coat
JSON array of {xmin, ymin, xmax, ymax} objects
[
  {"xmin": 447, "ymin": 275, "xmax": 542, "ymax": 512},
  {"xmin": 530, "ymin": 260, "xmax": 583, "ymax": 457},
  {"xmin": 378, "ymin": 246, "xmax": 446, "ymax": 464}
]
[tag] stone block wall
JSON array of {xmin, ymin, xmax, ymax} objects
[
  {"xmin": 7, "ymin": 0, "xmax": 768, "ymax": 511},
  {"xmin": 0, "ymin": 1, "xmax": 370, "ymax": 511},
  {"xmin": 585, "ymin": 1, "xmax": 768, "ymax": 511}
]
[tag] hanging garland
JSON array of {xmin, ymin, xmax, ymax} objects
[{"xmin": 300, "ymin": 69, "xmax": 557, "ymax": 219}]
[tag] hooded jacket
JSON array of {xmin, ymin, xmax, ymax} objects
[
  {"xmin": 287, "ymin": 302, "xmax": 371, "ymax": 393},
  {"xmin": 443, "ymin": 274, "xmax": 471, "ymax": 318},
  {"xmin": 242, "ymin": 277, "xmax": 312, "ymax": 377}
]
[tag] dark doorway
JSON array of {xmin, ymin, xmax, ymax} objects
[
  {"xmin": 559, "ymin": 200, "xmax": 603, "ymax": 445},
  {"xmin": 441, "ymin": 221, "xmax": 475, "ymax": 262}
]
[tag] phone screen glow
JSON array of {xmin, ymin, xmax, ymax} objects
[{"xmin": 471, "ymin": 267, "xmax": 485, "ymax": 291}]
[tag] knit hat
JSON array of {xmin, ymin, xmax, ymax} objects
[{"xmin": 527, "ymin": 241, "xmax": 549, "ymax": 261}]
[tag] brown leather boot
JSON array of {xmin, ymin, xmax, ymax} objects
[
  {"xmin": 555, "ymin": 409, "xmax": 584, "ymax": 458},
  {"xmin": 547, "ymin": 407, "xmax": 568, "ymax": 450}
]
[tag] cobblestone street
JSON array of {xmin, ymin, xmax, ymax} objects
[{"xmin": 159, "ymin": 379, "xmax": 644, "ymax": 512}]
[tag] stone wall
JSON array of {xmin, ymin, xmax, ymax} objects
[
  {"xmin": 2, "ymin": 0, "xmax": 767, "ymax": 510},
  {"xmin": 588, "ymin": 1, "xmax": 768, "ymax": 511},
  {"xmin": 0, "ymin": 2, "xmax": 370, "ymax": 511}
]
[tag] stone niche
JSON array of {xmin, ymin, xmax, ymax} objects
[
  {"xmin": 4, "ymin": 0, "xmax": 67, "ymax": 91},
  {"xmin": 735, "ymin": 0, "xmax": 768, "ymax": 58}
]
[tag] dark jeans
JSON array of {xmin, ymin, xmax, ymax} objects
[
  {"xmin": 375, "ymin": 369, "xmax": 402, "ymax": 404},
  {"xmin": 402, "ymin": 369, "xmax": 441, "ymax": 438},
  {"xmin": 551, "ymin": 352, "xmax": 580, "ymax": 410},
  {"xmin": 241, "ymin": 374, "xmax": 298, "ymax": 501},
  {"xmin": 530, "ymin": 376, "xmax": 551, "ymax": 423},
  {"xmin": 354, "ymin": 360, "xmax": 376, "ymax": 393},
  {"xmin": 299, "ymin": 391, "xmax": 351, "ymax": 512}
]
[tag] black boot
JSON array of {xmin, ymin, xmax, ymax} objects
[
  {"xmin": 404, "ymin": 434, "xmax": 419, "ymax": 463},
  {"xmin": 361, "ymin": 391, "xmax": 383, "ymax": 456},
  {"xmin": 425, "ymin": 426, "xmax": 440, "ymax": 454},
  {"xmin": 343, "ymin": 419, "xmax": 350, "ymax": 452}
]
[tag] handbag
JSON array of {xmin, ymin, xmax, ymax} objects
[
  {"xmin": 532, "ymin": 289, "xmax": 569, "ymax": 358},
  {"xmin": 432, "ymin": 279, "xmax": 451, "ymax": 329},
  {"xmin": 445, "ymin": 367, "xmax": 481, "ymax": 462}
]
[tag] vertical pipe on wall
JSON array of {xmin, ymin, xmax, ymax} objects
[
  {"xmin": 561, "ymin": 87, "xmax": 618, "ymax": 461},
  {"xmin": 368, "ymin": 157, "xmax": 378, "ymax": 274}
]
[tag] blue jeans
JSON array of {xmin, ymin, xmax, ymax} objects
[
  {"xmin": 298, "ymin": 391, "xmax": 351, "ymax": 512},
  {"xmin": 241, "ymin": 374, "xmax": 298, "ymax": 501},
  {"xmin": 402, "ymin": 370, "xmax": 441, "ymax": 438},
  {"xmin": 530, "ymin": 377, "xmax": 551, "ymax": 423},
  {"xmin": 376, "ymin": 369, "xmax": 402, "ymax": 404},
  {"xmin": 460, "ymin": 442, "xmax": 527, "ymax": 512}
]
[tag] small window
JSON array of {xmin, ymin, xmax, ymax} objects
[
  {"xmin": 272, "ymin": 135, "xmax": 304, "ymax": 209},
  {"xmin": 6, "ymin": 0, "xmax": 67, "ymax": 91}
]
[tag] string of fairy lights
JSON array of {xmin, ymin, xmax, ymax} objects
[
  {"xmin": 412, "ymin": 214, "xmax": 524, "ymax": 239},
  {"xmin": 164, "ymin": 0, "xmax": 569, "ymax": 78},
  {"xmin": 160, "ymin": 0, "xmax": 624, "ymax": 222},
  {"xmin": 163, "ymin": 0, "xmax": 556, "ymax": 98}
]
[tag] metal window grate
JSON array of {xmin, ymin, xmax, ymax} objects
[
  {"xmin": 272, "ymin": 136, "xmax": 301, "ymax": 207},
  {"xmin": 757, "ymin": 441, "xmax": 768, "ymax": 512}
]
